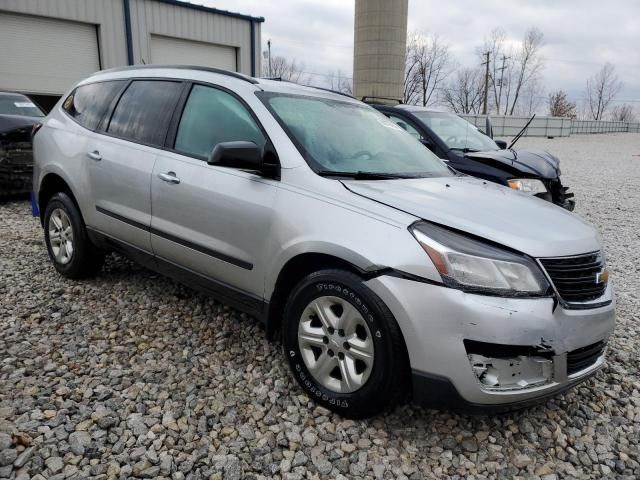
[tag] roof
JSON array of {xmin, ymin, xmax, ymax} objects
[
  {"xmin": 156, "ymin": 0, "xmax": 264, "ymax": 23},
  {"xmin": 394, "ymin": 104, "xmax": 451, "ymax": 114}
]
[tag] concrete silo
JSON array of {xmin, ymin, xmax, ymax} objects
[{"xmin": 353, "ymin": 0, "xmax": 408, "ymax": 102}]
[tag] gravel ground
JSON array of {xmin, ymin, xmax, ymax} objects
[{"xmin": 1, "ymin": 133, "xmax": 639, "ymax": 480}]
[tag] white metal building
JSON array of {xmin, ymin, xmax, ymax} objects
[{"xmin": 0, "ymin": 0, "xmax": 264, "ymax": 110}]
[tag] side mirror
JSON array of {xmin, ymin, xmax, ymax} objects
[
  {"xmin": 208, "ymin": 141, "xmax": 263, "ymax": 170},
  {"xmin": 494, "ymin": 139, "xmax": 508, "ymax": 150}
]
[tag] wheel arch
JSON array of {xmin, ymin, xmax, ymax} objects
[
  {"xmin": 265, "ymin": 249, "xmax": 390, "ymax": 340},
  {"xmin": 38, "ymin": 172, "xmax": 80, "ymax": 226}
]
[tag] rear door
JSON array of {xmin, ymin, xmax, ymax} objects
[
  {"xmin": 150, "ymin": 83, "xmax": 278, "ymax": 298},
  {"xmin": 87, "ymin": 79, "xmax": 184, "ymax": 252}
]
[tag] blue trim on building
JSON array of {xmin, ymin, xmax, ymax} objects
[
  {"xmin": 250, "ymin": 20, "xmax": 256, "ymax": 76},
  {"xmin": 154, "ymin": 0, "xmax": 264, "ymax": 23},
  {"xmin": 123, "ymin": 0, "xmax": 134, "ymax": 65}
]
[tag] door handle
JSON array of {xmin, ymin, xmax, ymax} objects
[
  {"xmin": 158, "ymin": 171, "xmax": 180, "ymax": 184},
  {"xmin": 88, "ymin": 150, "xmax": 102, "ymax": 161}
]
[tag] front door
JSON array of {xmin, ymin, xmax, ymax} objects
[{"xmin": 150, "ymin": 83, "xmax": 278, "ymax": 298}]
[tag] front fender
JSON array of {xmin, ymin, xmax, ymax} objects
[{"xmin": 263, "ymin": 182, "xmax": 444, "ymax": 299}]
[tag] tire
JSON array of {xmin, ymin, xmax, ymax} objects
[
  {"xmin": 282, "ymin": 269, "xmax": 410, "ymax": 418},
  {"xmin": 43, "ymin": 192, "xmax": 104, "ymax": 279}
]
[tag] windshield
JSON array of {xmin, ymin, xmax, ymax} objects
[
  {"xmin": 262, "ymin": 93, "xmax": 452, "ymax": 178},
  {"xmin": 413, "ymin": 111, "xmax": 497, "ymax": 152},
  {"xmin": 0, "ymin": 95, "xmax": 45, "ymax": 117}
]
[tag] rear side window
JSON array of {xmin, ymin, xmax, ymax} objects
[
  {"xmin": 107, "ymin": 80, "xmax": 183, "ymax": 146},
  {"xmin": 174, "ymin": 84, "xmax": 266, "ymax": 159},
  {"xmin": 63, "ymin": 81, "xmax": 126, "ymax": 130}
]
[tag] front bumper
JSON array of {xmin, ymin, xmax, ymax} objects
[
  {"xmin": 537, "ymin": 177, "xmax": 575, "ymax": 211},
  {"xmin": 365, "ymin": 275, "xmax": 615, "ymax": 408}
]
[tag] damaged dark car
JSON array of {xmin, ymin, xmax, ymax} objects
[
  {"xmin": 373, "ymin": 104, "xmax": 575, "ymax": 211},
  {"xmin": 0, "ymin": 92, "xmax": 45, "ymax": 197}
]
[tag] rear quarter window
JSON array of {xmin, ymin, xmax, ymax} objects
[{"xmin": 63, "ymin": 81, "xmax": 126, "ymax": 130}]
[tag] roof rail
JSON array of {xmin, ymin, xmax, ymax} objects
[
  {"xmin": 361, "ymin": 96, "xmax": 402, "ymax": 105},
  {"xmin": 92, "ymin": 64, "xmax": 259, "ymax": 84}
]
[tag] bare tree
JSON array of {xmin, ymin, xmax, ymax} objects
[
  {"xmin": 327, "ymin": 70, "xmax": 353, "ymax": 95},
  {"xmin": 404, "ymin": 33, "xmax": 453, "ymax": 106},
  {"xmin": 585, "ymin": 63, "xmax": 623, "ymax": 120},
  {"xmin": 480, "ymin": 28, "xmax": 507, "ymax": 114},
  {"xmin": 265, "ymin": 56, "xmax": 306, "ymax": 83},
  {"xmin": 441, "ymin": 68, "xmax": 485, "ymax": 114},
  {"xmin": 611, "ymin": 103, "xmax": 636, "ymax": 122},
  {"xmin": 548, "ymin": 90, "xmax": 577, "ymax": 118},
  {"xmin": 403, "ymin": 33, "xmax": 422, "ymax": 104},
  {"xmin": 508, "ymin": 28, "xmax": 545, "ymax": 115},
  {"xmin": 515, "ymin": 77, "xmax": 545, "ymax": 116},
  {"xmin": 479, "ymin": 27, "xmax": 545, "ymax": 115}
]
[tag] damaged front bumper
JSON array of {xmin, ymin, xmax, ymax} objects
[
  {"xmin": 365, "ymin": 275, "xmax": 615, "ymax": 411},
  {"xmin": 537, "ymin": 177, "xmax": 575, "ymax": 211}
]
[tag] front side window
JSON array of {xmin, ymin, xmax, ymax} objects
[
  {"xmin": 63, "ymin": 81, "xmax": 125, "ymax": 130},
  {"xmin": 262, "ymin": 93, "xmax": 451, "ymax": 178},
  {"xmin": 0, "ymin": 95, "xmax": 44, "ymax": 117},
  {"xmin": 107, "ymin": 80, "xmax": 182, "ymax": 146},
  {"xmin": 174, "ymin": 85, "xmax": 266, "ymax": 159},
  {"xmin": 413, "ymin": 111, "xmax": 498, "ymax": 152}
]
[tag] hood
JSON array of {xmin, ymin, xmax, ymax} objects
[
  {"xmin": 464, "ymin": 149, "xmax": 560, "ymax": 179},
  {"xmin": 0, "ymin": 114, "xmax": 41, "ymax": 135},
  {"xmin": 343, "ymin": 176, "xmax": 599, "ymax": 258}
]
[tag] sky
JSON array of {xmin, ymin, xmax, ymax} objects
[{"xmin": 194, "ymin": 0, "xmax": 640, "ymax": 111}]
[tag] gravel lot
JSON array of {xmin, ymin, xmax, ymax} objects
[{"xmin": 1, "ymin": 133, "xmax": 639, "ymax": 480}]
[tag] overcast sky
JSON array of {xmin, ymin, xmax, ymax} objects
[{"xmin": 197, "ymin": 0, "xmax": 639, "ymax": 109}]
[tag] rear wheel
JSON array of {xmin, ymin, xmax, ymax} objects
[
  {"xmin": 283, "ymin": 269, "xmax": 410, "ymax": 418},
  {"xmin": 43, "ymin": 192, "xmax": 103, "ymax": 278}
]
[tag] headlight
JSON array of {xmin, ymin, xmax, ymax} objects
[
  {"xmin": 410, "ymin": 222, "xmax": 550, "ymax": 296},
  {"xmin": 507, "ymin": 178, "xmax": 547, "ymax": 194}
]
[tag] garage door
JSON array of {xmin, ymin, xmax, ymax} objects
[
  {"xmin": 150, "ymin": 35, "xmax": 237, "ymax": 71},
  {"xmin": 0, "ymin": 13, "xmax": 100, "ymax": 95}
]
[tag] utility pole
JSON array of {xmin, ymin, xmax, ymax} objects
[
  {"xmin": 497, "ymin": 55, "xmax": 510, "ymax": 114},
  {"xmin": 267, "ymin": 39, "xmax": 272, "ymax": 77},
  {"xmin": 482, "ymin": 51, "xmax": 490, "ymax": 115}
]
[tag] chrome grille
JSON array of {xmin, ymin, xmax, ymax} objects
[{"xmin": 539, "ymin": 251, "xmax": 607, "ymax": 303}]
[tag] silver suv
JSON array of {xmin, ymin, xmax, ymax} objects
[{"xmin": 33, "ymin": 66, "xmax": 615, "ymax": 418}]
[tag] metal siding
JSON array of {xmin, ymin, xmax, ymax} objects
[
  {"xmin": 0, "ymin": 12, "xmax": 100, "ymax": 94},
  {"xmin": 0, "ymin": 0, "xmax": 127, "ymax": 69},
  {"xmin": 0, "ymin": 0, "xmax": 261, "ymax": 84},
  {"xmin": 128, "ymin": 0, "xmax": 254, "ymax": 74},
  {"xmin": 149, "ymin": 35, "xmax": 237, "ymax": 71}
]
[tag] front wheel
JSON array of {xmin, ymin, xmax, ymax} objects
[{"xmin": 282, "ymin": 269, "xmax": 410, "ymax": 418}]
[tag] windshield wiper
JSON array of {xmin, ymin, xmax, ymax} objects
[
  {"xmin": 316, "ymin": 170, "xmax": 414, "ymax": 180},
  {"xmin": 449, "ymin": 147, "xmax": 481, "ymax": 153}
]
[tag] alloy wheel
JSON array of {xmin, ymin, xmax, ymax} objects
[
  {"xmin": 48, "ymin": 208, "xmax": 74, "ymax": 265},
  {"xmin": 297, "ymin": 295, "xmax": 375, "ymax": 393}
]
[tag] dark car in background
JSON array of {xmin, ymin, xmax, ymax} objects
[
  {"xmin": 0, "ymin": 92, "xmax": 45, "ymax": 197},
  {"xmin": 373, "ymin": 104, "xmax": 575, "ymax": 211}
]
